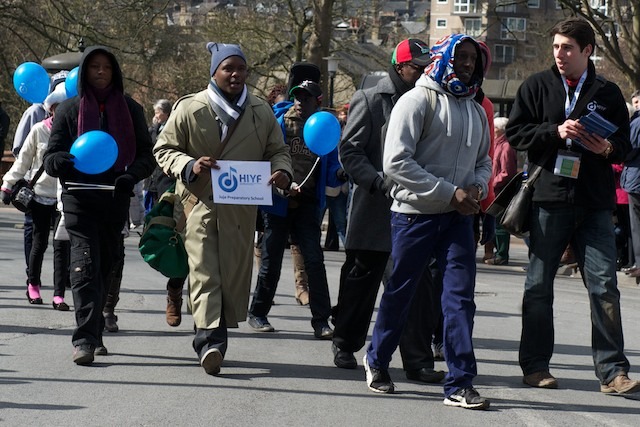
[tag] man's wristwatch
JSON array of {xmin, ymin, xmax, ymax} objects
[{"xmin": 602, "ymin": 141, "xmax": 614, "ymax": 158}]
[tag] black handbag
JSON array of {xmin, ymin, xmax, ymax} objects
[
  {"xmin": 485, "ymin": 171, "xmax": 524, "ymax": 217},
  {"xmin": 500, "ymin": 175, "xmax": 537, "ymax": 238},
  {"xmin": 10, "ymin": 165, "xmax": 45, "ymax": 213}
]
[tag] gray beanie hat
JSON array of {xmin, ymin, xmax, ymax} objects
[{"xmin": 207, "ymin": 42, "xmax": 246, "ymax": 76}]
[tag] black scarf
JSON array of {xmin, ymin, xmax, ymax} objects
[{"xmin": 387, "ymin": 65, "xmax": 414, "ymax": 97}]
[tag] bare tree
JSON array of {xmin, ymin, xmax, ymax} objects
[{"xmin": 557, "ymin": 0, "xmax": 640, "ymax": 90}]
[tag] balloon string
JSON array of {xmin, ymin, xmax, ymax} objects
[{"xmin": 297, "ymin": 157, "xmax": 320, "ymax": 189}]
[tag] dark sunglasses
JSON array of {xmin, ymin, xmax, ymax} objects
[{"xmin": 403, "ymin": 62, "xmax": 424, "ymax": 72}]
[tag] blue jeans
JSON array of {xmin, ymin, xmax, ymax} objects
[
  {"xmin": 520, "ymin": 203, "xmax": 629, "ymax": 384},
  {"xmin": 367, "ymin": 211, "xmax": 477, "ymax": 397},
  {"xmin": 250, "ymin": 201, "xmax": 331, "ymax": 329}
]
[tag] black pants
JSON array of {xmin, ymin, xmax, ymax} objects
[
  {"xmin": 250, "ymin": 204, "xmax": 331, "ymax": 329},
  {"xmin": 104, "ymin": 235, "xmax": 125, "ymax": 313},
  {"xmin": 28, "ymin": 201, "xmax": 56, "ymax": 287},
  {"xmin": 64, "ymin": 199, "xmax": 127, "ymax": 347},
  {"xmin": 333, "ymin": 249, "xmax": 438, "ymax": 370},
  {"xmin": 193, "ymin": 313, "xmax": 228, "ymax": 359},
  {"xmin": 53, "ymin": 212, "xmax": 70, "ymax": 298},
  {"xmin": 23, "ymin": 213, "xmax": 33, "ymax": 277}
]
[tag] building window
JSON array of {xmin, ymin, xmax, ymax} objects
[
  {"xmin": 454, "ymin": 0, "xmax": 476, "ymax": 13},
  {"xmin": 527, "ymin": 0, "xmax": 540, "ymax": 7},
  {"xmin": 500, "ymin": 17, "xmax": 526, "ymax": 40},
  {"xmin": 437, "ymin": 0, "xmax": 448, "ymax": 3},
  {"xmin": 464, "ymin": 18, "xmax": 482, "ymax": 37},
  {"xmin": 590, "ymin": 0, "xmax": 607, "ymax": 13},
  {"xmin": 496, "ymin": 0, "xmax": 517, "ymax": 13},
  {"xmin": 495, "ymin": 44, "xmax": 515, "ymax": 63},
  {"xmin": 436, "ymin": 19, "xmax": 447, "ymax": 28}
]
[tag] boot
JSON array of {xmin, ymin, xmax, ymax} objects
[
  {"xmin": 290, "ymin": 244, "xmax": 309, "ymax": 306},
  {"xmin": 295, "ymin": 284, "xmax": 310, "ymax": 306},
  {"xmin": 103, "ymin": 311, "xmax": 119, "ymax": 332},
  {"xmin": 166, "ymin": 286, "xmax": 183, "ymax": 327}
]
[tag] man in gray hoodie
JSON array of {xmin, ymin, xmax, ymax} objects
[
  {"xmin": 363, "ymin": 34, "xmax": 491, "ymax": 410},
  {"xmin": 333, "ymin": 38, "xmax": 444, "ymax": 385}
]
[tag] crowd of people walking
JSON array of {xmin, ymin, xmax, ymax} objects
[{"xmin": 3, "ymin": 16, "xmax": 640, "ymax": 411}]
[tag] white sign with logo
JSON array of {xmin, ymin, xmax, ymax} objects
[{"xmin": 210, "ymin": 160, "xmax": 273, "ymax": 206}]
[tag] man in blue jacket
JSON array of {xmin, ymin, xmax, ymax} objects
[{"xmin": 248, "ymin": 81, "xmax": 341, "ymax": 339}]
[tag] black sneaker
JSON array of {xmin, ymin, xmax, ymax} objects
[
  {"xmin": 332, "ymin": 343, "xmax": 357, "ymax": 369},
  {"xmin": 248, "ymin": 315, "xmax": 275, "ymax": 332},
  {"xmin": 443, "ymin": 387, "xmax": 490, "ymax": 410},
  {"xmin": 73, "ymin": 344, "xmax": 95, "ymax": 365},
  {"xmin": 363, "ymin": 354, "xmax": 395, "ymax": 393}
]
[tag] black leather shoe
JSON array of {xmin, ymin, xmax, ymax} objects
[
  {"xmin": 405, "ymin": 367, "xmax": 446, "ymax": 384},
  {"xmin": 103, "ymin": 313, "xmax": 119, "ymax": 332},
  {"xmin": 314, "ymin": 325, "xmax": 333, "ymax": 340},
  {"xmin": 332, "ymin": 343, "xmax": 357, "ymax": 369}
]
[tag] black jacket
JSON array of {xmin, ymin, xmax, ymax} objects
[
  {"xmin": 44, "ymin": 46, "xmax": 154, "ymax": 215},
  {"xmin": 506, "ymin": 62, "xmax": 631, "ymax": 210},
  {"xmin": 46, "ymin": 95, "xmax": 154, "ymax": 186}
]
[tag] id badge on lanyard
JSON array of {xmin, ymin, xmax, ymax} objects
[
  {"xmin": 554, "ymin": 71, "xmax": 587, "ymax": 179},
  {"xmin": 554, "ymin": 150, "xmax": 581, "ymax": 179}
]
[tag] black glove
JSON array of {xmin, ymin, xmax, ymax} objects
[
  {"xmin": 114, "ymin": 174, "xmax": 137, "ymax": 196},
  {"xmin": 1, "ymin": 190, "xmax": 11, "ymax": 205},
  {"xmin": 336, "ymin": 168, "xmax": 348, "ymax": 182},
  {"xmin": 48, "ymin": 152, "xmax": 76, "ymax": 178},
  {"xmin": 374, "ymin": 176, "xmax": 393, "ymax": 198}
]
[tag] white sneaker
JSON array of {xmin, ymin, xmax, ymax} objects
[
  {"xmin": 200, "ymin": 348, "xmax": 223, "ymax": 375},
  {"xmin": 444, "ymin": 387, "xmax": 490, "ymax": 410}
]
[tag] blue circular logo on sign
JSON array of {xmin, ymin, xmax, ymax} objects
[{"xmin": 218, "ymin": 170, "xmax": 238, "ymax": 192}]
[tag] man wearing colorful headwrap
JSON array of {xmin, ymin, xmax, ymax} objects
[{"xmin": 363, "ymin": 34, "xmax": 491, "ymax": 410}]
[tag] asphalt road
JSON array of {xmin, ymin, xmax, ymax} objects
[{"xmin": 1, "ymin": 205, "xmax": 640, "ymax": 426}]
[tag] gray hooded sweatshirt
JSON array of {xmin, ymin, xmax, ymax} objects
[{"xmin": 383, "ymin": 74, "xmax": 491, "ymax": 214}]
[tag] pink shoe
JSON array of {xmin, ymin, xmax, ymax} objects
[{"xmin": 26, "ymin": 284, "xmax": 43, "ymax": 305}]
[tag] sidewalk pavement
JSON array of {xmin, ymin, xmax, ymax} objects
[{"xmin": 1, "ymin": 205, "xmax": 639, "ymax": 426}]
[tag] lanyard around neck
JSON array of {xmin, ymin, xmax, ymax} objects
[{"xmin": 562, "ymin": 69, "xmax": 588, "ymax": 148}]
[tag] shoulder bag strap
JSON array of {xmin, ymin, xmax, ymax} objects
[
  {"xmin": 28, "ymin": 164, "xmax": 47, "ymax": 188},
  {"xmin": 175, "ymin": 110, "xmax": 245, "ymax": 232}
]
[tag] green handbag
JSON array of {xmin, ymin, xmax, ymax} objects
[{"xmin": 138, "ymin": 187, "xmax": 189, "ymax": 279}]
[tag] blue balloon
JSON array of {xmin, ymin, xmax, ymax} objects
[
  {"xmin": 65, "ymin": 67, "xmax": 79, "ymax": 97},
  {"xmin": 303, "ymin": 111, "xmax": 341, "ymax": 156},
  {"xmin": 70, "ymin": 131, "xmax": 119, "ymax": 175},
  {"xmin": 13, "ymin": 62, "xmax": 50, "ymax": 104}
]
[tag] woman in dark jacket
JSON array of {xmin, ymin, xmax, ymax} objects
[{"xmin": 44, "ymin": 46, "xmax": 155, "ymax": 365}]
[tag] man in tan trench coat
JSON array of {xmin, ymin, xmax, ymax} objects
[{"xmin": 154, "ymin": 43, "xmax": 293, "ymax": 376}]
